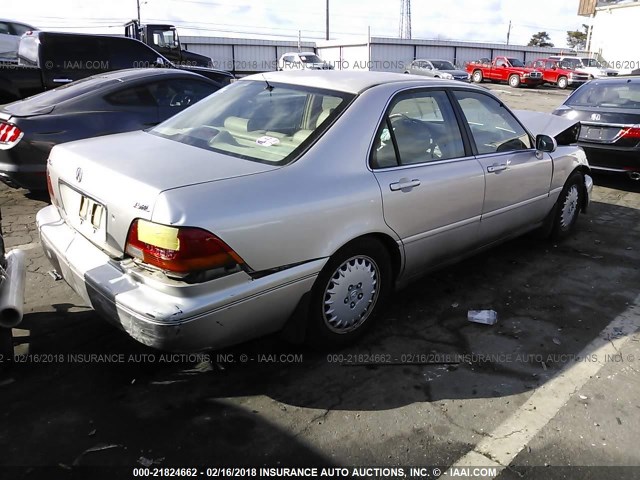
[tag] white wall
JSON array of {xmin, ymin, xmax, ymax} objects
[{"xmin": 591, "ymin": 4, "xmax": 640, "ymax": 71}]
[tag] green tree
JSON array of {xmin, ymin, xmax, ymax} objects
[
  {"xmin": 566, "ymin": 24, "xmax": 589, "ymax": 50},
  {"xmin": 528, "ymin": 31, "xmax": 554, "ymax": 48}
]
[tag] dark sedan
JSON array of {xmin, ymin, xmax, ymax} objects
[
  {"xmin": 0, "ymin": 68, "xmax": 221, "ymax": 190},
  {"xmin": 552, "ymin": 76, "xmax": 640, "ymax": 180}
]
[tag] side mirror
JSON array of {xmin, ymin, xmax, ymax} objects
[{"xmin": 536, "ymin": 134, "xmax": 557, "ymax": 153}]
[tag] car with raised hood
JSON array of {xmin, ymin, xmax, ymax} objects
[
  {"xmin": 0, "ymin": 68, "xmax": 222, "ymax": 190},
  {"xmin": 552, "ymin": 76, "xmax": 640, "ymax": 180},
  {"xmin": 404, "ymin": 59, "xmax": 470, "ymax": 81},
  {"xmin": 37, "ymin": 71, "xmax": 592, "ymax": 352}
]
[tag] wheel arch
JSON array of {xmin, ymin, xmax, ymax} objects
[{"xmin": 330, "ymin": 232, "xmax": 403, "ymax": 283}]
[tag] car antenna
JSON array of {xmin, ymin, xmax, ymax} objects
[{"xmin": 262, "ymin": 74, "xmax": 274, "ymax": 92}]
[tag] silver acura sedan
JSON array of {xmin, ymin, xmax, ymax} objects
[{"xmin": 37, "ymin": 71, "xmax": 592, "ymax": 351}]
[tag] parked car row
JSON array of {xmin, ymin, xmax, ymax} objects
[{"xmin": 406, "ymin": 55, "xmax": 611, "ymax": 90}]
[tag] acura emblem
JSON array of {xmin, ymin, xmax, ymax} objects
[
  {"xmin": 590, "ymin": 113, "xmax": 601, "ymax": 121},
  {"xmin": 75, "ymin": 167, "xmax": 83, "ymax": 183}
]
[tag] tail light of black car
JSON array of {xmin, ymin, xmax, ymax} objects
[
  {"xmin": 0, "ymin": 122, "xmax": 23, "ymax": 150},
  {"xmin": 125, "ymin": 219, "xmax": 246, "ymax": 276}
]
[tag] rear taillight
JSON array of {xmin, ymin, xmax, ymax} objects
[
  {"xmin": 46, "ymin": 167, "xmax": 57, "ymax": 206},
  {"xmin": 0, "ymin": 122, "xmax": 23, "ymax": 150},
  {"xmin": 619, "ymin": 125, "xmax": 640, "ymax": 139},
  {"xmin": 125, "ymin": 219, "xmax": 245, "ymax": 274}
]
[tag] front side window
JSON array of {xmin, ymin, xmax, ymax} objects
[
  {"xmin": 453, "ymin": 91, "xmax": 532, "ymax": 155},
  {"xmin": 371, "ymin": 90, "xmax": 465, "ymax": 168},
  {"xmin": 151, "ymin": 80, "xmax": 353, "ymax": 165}
]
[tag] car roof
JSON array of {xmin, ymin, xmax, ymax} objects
[
  {"xmin": 243, "ymin": 70, "xmax": 481, "ymax": 94},
  {"xmin": 84, "ymin": 68, "xmax": 209, "ymax": 82},
  {"xmin": 584, "ymin": 75, "xmax": 640, "ymax": 83}
]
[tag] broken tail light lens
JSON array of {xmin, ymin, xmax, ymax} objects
[
  {"xmin": 125, "ymin": 219, "xmax": 245, "ymax": 274},
  {"xmin": 0, "ymin": 122, "xmax": 23, "ymax": 150},
  {"xmin": 619, "ymin": 125, "xmax": 640, "ymax": 140}
]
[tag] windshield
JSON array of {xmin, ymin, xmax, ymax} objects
[
  {"xmin": 508, "ymin": 58, "xmax": 525, "ymax": 67},
  {"xmin": 582, "ymin": 58, "xmax": 603, "ymax": 68},
  {"xmin": 431, "ymin": 60, "xmax": 455, "ymax": 70},
  {"xmin": 151, "ymin": 80, "xmax": 353, "ymax": 165},
  {"xmin": 299, "ymin": 54, "xmax": 323, "ymax": 64},
  {"xmin": 560, "ymin": 58, "xmax": 581, "ymax": 69},
  {"xmin": 566, "ymin": 82, "xmax": 640, "ymax": 109}
]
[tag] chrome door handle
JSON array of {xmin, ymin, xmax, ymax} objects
[
  {"xmin": 52, "ymin": 78, "xmax": 73, "ymax": 83},
  {"xmin": 389, "ymin": 179, "xmax": 421, "ymax": 191},
  {"xmin": 487, "ymin": 163, "xmax": 508, "ymax": 173}
]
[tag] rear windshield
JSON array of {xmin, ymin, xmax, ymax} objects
[
  {"xmin": 150, "ymin": 80, "xmax": 353, "ymax": 165},
  {"xmin": 10, "ymin": 75, "xmax": 118, "ymax": 109},
  {"xmin": 566, "ymin": 82, "xmax": 640, "ymax": 109}
]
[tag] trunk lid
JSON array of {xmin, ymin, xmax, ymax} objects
[{"xmin": 49, "ymin": 130, "xmax": 279, "ymax": 257}]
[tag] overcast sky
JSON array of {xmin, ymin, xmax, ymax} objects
[{"xmin": 4, "ymin": 0, "xmax": 585, "ymax": 47}]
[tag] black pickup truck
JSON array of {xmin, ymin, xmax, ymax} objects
[{"xmin": 0, "ymin": 31, "xmax": 233, "ymax": 104}]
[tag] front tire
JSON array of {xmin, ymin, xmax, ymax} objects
[
  {"xmin": 508, "ymin": 74, "xmax": 521, "ymax": 88},
  {"xmin": 557, "ymin": 76, "xmax": 568, "ymax": 89},
  {"xmin": 472, "ymin": 70, "xmax": 483, "ymax": 83},
  {"xmin": 551, "ymin": 172, "xmax": 584, "ymax": 240},
  {"xmin": 307, "ymin": 239, "xmax": 391, "ymax": 349}
]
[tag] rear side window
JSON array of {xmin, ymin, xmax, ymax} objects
[
  {"xmin": 147, "ymin": 78, "xmax": 216, "ymax": 107},
  {"xmin": 371, "ymin": 90, "xmax": 465, "ymax": 168},
  {"xmin": 12, "ymin": 23, "xmax": 33, "ymax": 36},
  {"xmin": 453, "ymin": 91, "xmax": 532, "ymax": 154},
  {"xmin": 106, "ymin": 85, "xmax": 155, "ymax": 106}
]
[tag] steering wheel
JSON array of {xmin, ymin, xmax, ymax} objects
[
  {"xmin": 169, "ymin": 94, "xmax": 193, "ymax": 107},
  {"xmin": 389, "ymin": 113, "xmax": 440, "ymax": 160}
]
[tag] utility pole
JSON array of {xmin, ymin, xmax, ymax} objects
[
  {"xmin": 137, "ymin": 0, "xmax": 141, "ymax": 24},
  {"xmin": 399, "ymin": 0, "xmax": 411, "ymax": 39},
  {"xmin": 326, "ymin": 0, "xmax": 329, "ymax": 40},
  {"xmin": 506, "ymin": 20, "xmax": 511, "ymax": 45}
]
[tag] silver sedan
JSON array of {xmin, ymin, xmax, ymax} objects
[{"xmin": 37, "ymin": 71, "xmax": 592, "ymax": 351}]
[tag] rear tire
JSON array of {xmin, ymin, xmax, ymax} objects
[
  {"xmin": 472, "ymin": 70, "xmax": 483, "ymax": 83},
  {"xmin": 551, "ymin": 172, "xmax": 584, "ymax": 240},
  {"xmin": 508, "ymin": 74, "xmax": 521, "ymax": 88},
  {"xmin": 306, "ymin": 239, "xmax": 392, "ymax": 349}
]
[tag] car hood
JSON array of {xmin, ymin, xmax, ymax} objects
[
  {"xmin": 49, "ymin": 130, "xmax": 280, "ymax": 256},
  {"xmin": 440, "ymin": 69, "xmax": 468, "ymax": 77},
  {"xmin": 515, "ymin": 110, "xmax": 580, "ymax": 142}
]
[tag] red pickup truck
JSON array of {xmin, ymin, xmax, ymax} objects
[
  {"xmin": 466, "ymin": 56, "xmax": 544, "ymax": 88},
  {"xmin": 528, "ymin": 58, "xmax": 590, "ymax": 89}
]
